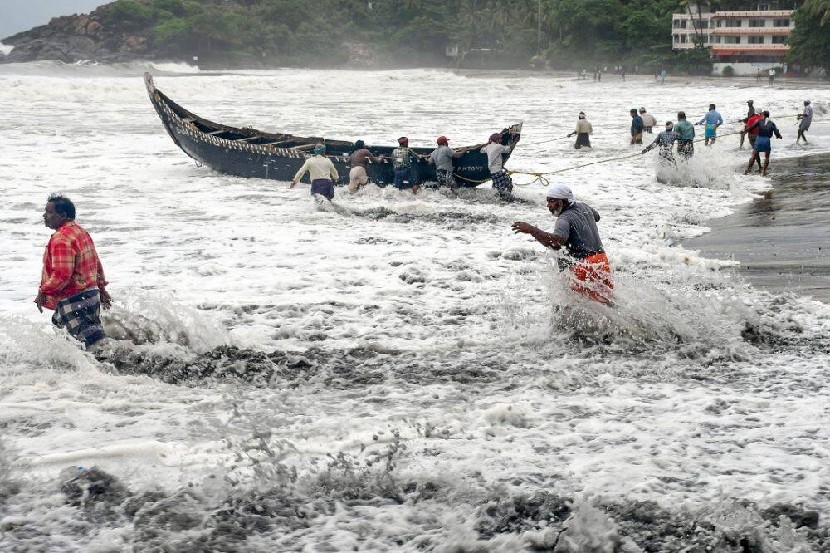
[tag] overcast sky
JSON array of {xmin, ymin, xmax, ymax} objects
[{"xmin": 1, "ymin": 0, "xmax": 108, "ymax": 40}]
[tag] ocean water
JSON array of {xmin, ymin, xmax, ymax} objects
[{"xmin": 1, "ymin": 60, "xmax": 830, "ymax": 551}]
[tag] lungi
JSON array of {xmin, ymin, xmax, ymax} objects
[
  {"xmin": 569, "ymin": 252, "xmax": 614, "ymax": 304},
  {"xmin": 436, "ymin": 168, "xmax": 457, "ymax": 188},
  {"xmin": 754, "ymin": 136, "xmax": 771, "ymax": 154},
  {"xmin": 310, "ymin": 178, "xmax": 335, "ymax": 200},
  {"xmin": 574, "ymin": 133, "xmax": 591, "ymax": 149},
  {"xmin": 348, "ymin": 166, "xmax": 368, "ymax": 192},
  {"xmin": 677, "ymin": 139, "xmax": 694, "ymax": 159},
  {"xmin": 704, "ymin": 124, "xmax": 717, "ymax": 139},
  {"xmin": 490, "ymin": 169, "xmax": 513, "ymax": 197},
  {"xmin": 51, "ymin": 288, "xmax": 105, "ymax": 346}
]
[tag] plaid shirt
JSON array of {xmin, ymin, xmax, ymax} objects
[{"xmin": 39, "ymin": 221, "xmax": 107, "ymax": 310}]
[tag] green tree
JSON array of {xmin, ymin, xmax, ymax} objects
[{"xmin": 788, "ymin": 0, "xmax": 830, "ymax": 74}]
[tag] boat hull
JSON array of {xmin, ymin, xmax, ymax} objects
[{"xmin": 144, "ymin": 73, "xmax": 521, "ymax": 188}]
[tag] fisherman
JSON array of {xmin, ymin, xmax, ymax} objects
[
  {"xmin": 744, "ymin": 110, "xmax": 782, "ymax": 176},
  {"xmin": 642, "ymin": 121, "xmax": 677, "ymax": 165},
  {"xmin": 796, "ymin": 100, "xmax": 813, "ymax": 145},
  {"xmin": 630, "ymin": 109, "xmax": 644, "ymax": 145},
  {"xmin": 348, "ymin": 140, "xmax": 380, "ymax": 193},
  {"xmin": 391, "ymin": 136, "xmax": 421, "ymax": 194},
  {"xmin": 740, "ymin": 109, "xmax": 763, "ymax": 155},
  {"xmin": 427, "ymin": 135, "xmax": 465, "ymax": 189},
  {"xmin": 768, "ymin": 68, "xmax": 775, "ymax": 85},
  {"xmin": 695, "ymin": 103, "xmax": 723, "ymax": 146},
  {"xmin": 639, "ymin": 107, "xmax": 658, "ymax": 134},
  {"xmin": 739, "ymin": 106, "xmax": 763, "ymax": 150},
  {"xmin": 674, "ymin": 111, "xmax": 695, "ymax": 159},
  {"xmin": 290, "ymin": 143, "xmax": 339, "ymax": 200},
  {"xmin": 36, "ymin": 194, "xmax": 111, "ymax": 349},
  {"xmin": 481, "ymin": 132, "xmax": 514, "ymax": 199},
  {"xmin": 511, "ymin": 184, "xmax": 613, "ymax": 304},
  {"xmin": 568, "ymin": 111, "xmax": 593, "ymax": 149}
]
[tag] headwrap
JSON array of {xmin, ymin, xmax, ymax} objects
[
  {"xmin": 546, "ymin": 183, "xmax": 574, "ymax": 202},
  {"xmin": 437, "ymin": 136, "xmax": 449, "ymax": 145},
  {"xmin": 489, "ymin": 133, "xmax": 502, "ymax": 143},
  {"xmin": 314, "ymin": 144, "xmax": 326, "ymax": 154}
]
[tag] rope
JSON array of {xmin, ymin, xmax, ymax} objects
[
  {"xmin": 534, "ymin": 134, "xmax": 572, "ymax": 146},
  {"xmin": 480, "ymin": 112, "xmax": 811, "ymax": 186}
]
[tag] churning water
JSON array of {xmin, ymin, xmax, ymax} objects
[{"xmin": 1, "ymin": 61, "xmax": 829, "ymax": 551}]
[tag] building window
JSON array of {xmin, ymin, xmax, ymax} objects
[
  {"xmin": 713, "ymin": 36, "xmax": 721, "ymax": 43},
  {"xmin": 771, "ymin": 35, "xmax": 787, "ymax": 44},
  {"xmin": 749, "ymin": 19, "xmax": 765, "ymax": 27},
  {"xmin": 774, "ymin": 19, "xmax": 790, "ymax": 27},
  {"xmin": 748, "ymin": 36, "xmax": 765, "ymax": 44},
  {"xmin": 725, "ymin": 19, "xmax": 742, "ymax": 27},
  {"xmin": 681, "ymin": 35, "xmax": 688, "ymax": 44},
  {"xmin": 724, "ymin": 36, "xmax": 741, "ymax": 44}
]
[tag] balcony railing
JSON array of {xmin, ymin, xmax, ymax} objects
[
  {"xmin": 711, "ymin": 44, "xmax": 789, "ymax": 51},
  {"xmin": 712, "ymin": 10, "xmax": 792, "ymax": 18},
  {"xmin": 710, "ymin": 27, "xmax": 791, "ymax": 35}
]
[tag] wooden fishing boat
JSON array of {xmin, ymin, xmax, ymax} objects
[{"xmin": 143, "ymin": 73, "xmax": 521, "ymax": 188}]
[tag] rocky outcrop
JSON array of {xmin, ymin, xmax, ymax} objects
[{"xmin": 2, "ymin": 9, "xmax": 152, "ymax": 64}]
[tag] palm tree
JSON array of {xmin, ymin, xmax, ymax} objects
[{"xmin": 678, "ymin": 0, "xmax": 711, "ymax": 47}]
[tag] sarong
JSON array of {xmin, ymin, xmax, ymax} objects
[
  {"xmin": 569, "ymin": 252, "xmax": 614, "ymax": 304},
  {"xmin": 753, "ymin": 136, "xmax": 771, "ymax": 154},
  {"xmin": 490, "ymin": 170, "xmax": 513, "ymax": 197},
  {"xmin": 677, "ymin": 139, "xmax": 694, "ymax": 159},
  {"xmin": 704, "ymin": 124, "xmax": 717, "ymax": 139},
  {"xmin": 51, "ymin": 288, "xmax": 105, "ymax": 346},
  {"xmin": 436, "ymin": 168, "xmax": 457, "ymax": 188},
  {"xmin": 310, "ymin": 178, "xmax": 334, "ymax": 200},
  {"xmin": 575, "ymin": 133, "xmax": 591, "ymax": 149},
  {"xmin": 348, "ymin": 166, "xmax": 368, "ymax": 192},
  {"xmin": 393, "ymin": 167, "xmax": 416, "ymax": 190}
]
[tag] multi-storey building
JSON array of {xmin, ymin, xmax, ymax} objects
[{"xmin": 671, "ymin": 8, "xmax": 794, "ymax": 74}]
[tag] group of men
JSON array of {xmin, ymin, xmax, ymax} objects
[
  {"xmin": 291, "ymin": 132, "xmax": 516, "ymax": 200},
  {"xmin": 35, "ymin": 97, "xmax": 818, "ymax": 348}
]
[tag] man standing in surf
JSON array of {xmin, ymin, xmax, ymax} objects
[
  {"xmin": 290, "ymin": 144, "xmax": 339, "ymax": 200},
  {"xmin": 36, "ymin": 194, "xmax": 111, "ymax": 348},
  {"xmin": 511, "ymin": 184, "xmax": 613, "ymax": 304},
  {"xmin": 744, "ymin": 110, "xmax": 782, "ymax": 176}
]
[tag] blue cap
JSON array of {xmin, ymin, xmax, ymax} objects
[{"xmin": 314, "ymin": 144, "xmax": 326, "ymax": 154}]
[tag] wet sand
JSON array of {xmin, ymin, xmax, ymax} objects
[{"xmin": 685, "ymin": 152, "xmax": 830, "ymax": 302}]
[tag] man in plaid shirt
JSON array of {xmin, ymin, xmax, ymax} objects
[{"xmin": 36, "ymin": 194, "xmax": 111, "ymax": 348}]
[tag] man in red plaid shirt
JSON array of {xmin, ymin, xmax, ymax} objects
[{"xmin": 36, "ymin": 195, "xmax": 112, "ymax": 348}]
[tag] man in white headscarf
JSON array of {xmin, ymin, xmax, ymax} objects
[{"xmin": 512, "ymin": 184, "xmax": 613, "ymax": 304}]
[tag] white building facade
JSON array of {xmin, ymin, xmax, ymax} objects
[{"xmin": 672, "ymin": 9, "xmax": 793, "ymax": 75}]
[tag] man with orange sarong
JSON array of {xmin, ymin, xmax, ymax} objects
[{"xmin": 511, "ymin": 184, "xmax": 613, "ymax": 304}]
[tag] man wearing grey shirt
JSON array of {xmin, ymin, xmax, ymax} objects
[
  {"xmin": 511, "ymin": 183, "xmax": 613, "ymax": 304},
  {"xmin": 481, "ymin": 133, "xmax": 513, "ymax": 199},
  {"xmin": 428, "ymin": 136, "xmax": 465, "ymax": 189},
  {"xmin": 797, "ymin": 100, "xmax": 813, "ymax": 144}
]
